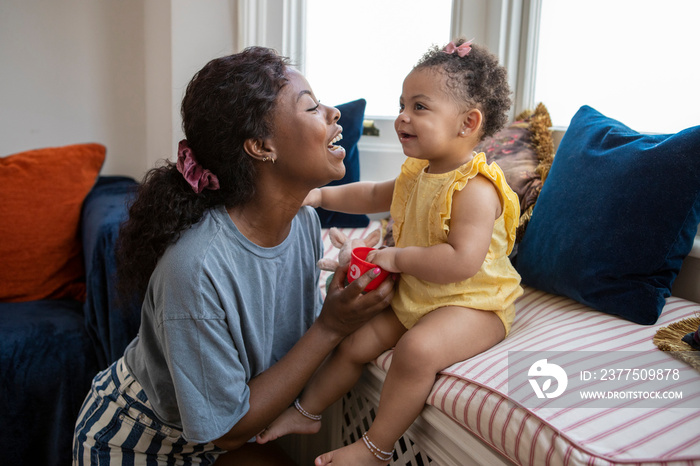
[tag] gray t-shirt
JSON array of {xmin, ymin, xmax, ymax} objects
[{"xmin": 124, "ymin": 205, "xmax": 323, "ymax": 443}]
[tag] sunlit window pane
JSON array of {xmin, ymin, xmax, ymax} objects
[
  {"xmin": 534, "ymin": 0, "xmax": 700, "ymax": 133},
  {"xmin": 305, "ymin": 0, "xmax": 452, "ymax": 117}
]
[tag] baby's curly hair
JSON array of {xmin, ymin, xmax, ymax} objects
[{"xmin": 414, "ymin": 38, "xmax": 511, "ymax": 140}]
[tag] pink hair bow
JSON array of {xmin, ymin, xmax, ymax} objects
[
  {"xmin": 176, "ymin": 139, "xmax": 220, "ymax": 194},
  {"xmin": 443, "ymin": 40, "xmax": 473, "ymax": 57}
]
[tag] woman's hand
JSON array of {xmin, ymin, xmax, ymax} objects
[
  {"xmin": 366, "ymin": 247, "xmax": 401, "ymax": 273},
  {"xmin": 316, "ymin": 263, "xmax": 394, "ymax": 338}
]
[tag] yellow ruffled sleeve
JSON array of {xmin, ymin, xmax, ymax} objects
[{"xmin": 440, "ymin": 152, "xmax": 520, "ymax": 255}]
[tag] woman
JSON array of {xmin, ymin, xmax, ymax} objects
[{"xmin": 72, "ymin": 46, "xmax": 394, "ymax": 465}]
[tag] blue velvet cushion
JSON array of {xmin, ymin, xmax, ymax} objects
[
  {"xmin": 515, "ymin": 105, "xmax": 700, "ymax": 324},
  {"xmin": 0, "ymin": 300, "xmax": 99, "ymax": 465},
  {"xmin": 82, "ymin": 176, "xmax": 141, "ymax": 368},
  {"xmin": 315, "ymin": 98, "xmax": 370, "ymax": 228}
]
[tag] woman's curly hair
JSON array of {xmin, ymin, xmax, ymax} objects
[
  {"xmin": 116, "ymin": 47, "xmax": 290, "ymax": 306},
  {"xmin": 414, "ymin": 38, "xmax": 511, "ymax": 140}
]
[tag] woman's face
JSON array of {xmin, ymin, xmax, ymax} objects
[{"xmin": 267, "ymin": 68, "xmax": 346, "ymax": 188}]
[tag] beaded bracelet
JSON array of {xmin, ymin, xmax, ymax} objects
[
  {"xmin": 361, "ymin": 432, "xmax": 394, "ymax": 462},
  {"xmin": 293, "ymin": 398, "xmax": 322, "ymax": 421}
]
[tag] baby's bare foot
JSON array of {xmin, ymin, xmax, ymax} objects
[{"xmin": 256, "ymin": 405, "xmax": 321, "ymax": 444}]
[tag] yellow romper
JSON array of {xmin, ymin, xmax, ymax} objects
[{"xmin": 390, "ymin": 152, "xmax": 523, "ymax": 334}]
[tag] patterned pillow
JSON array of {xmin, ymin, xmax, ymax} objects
[{"xmin": 476, "ymin": 103, "xmax": 554, "ymax": 241}]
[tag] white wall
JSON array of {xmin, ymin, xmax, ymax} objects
[
  {"xmin": 0, "ymin": 0, "xmax": 146, "ymax": 178},
  {"xmin": 0, "ymin": 0, "xmax": 237, "ymax": 181}
]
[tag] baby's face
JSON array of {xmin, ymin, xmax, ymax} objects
[{"xmin": 395, "ymin": 68, "xmax": 470, "ymax": 171}]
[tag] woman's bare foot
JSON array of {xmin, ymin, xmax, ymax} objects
[
  {"xmin": 314, "ymin": 439, "xmax": 392, "ymax": 466},
  {"xmin": 256, "ymin": 405, "xmax": 322, "ymax": 444}
]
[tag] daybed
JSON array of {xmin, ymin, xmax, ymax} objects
[
  {"xmin": 283, "ymin": 104, "xmax": 700, "ymax": 465},
  {"xmin": 0, "ymin": 144, "xmax": 140, "ymax": 466}
]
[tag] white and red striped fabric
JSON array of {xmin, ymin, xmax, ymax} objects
[{"xmin": 320, "ymin": 223, "xmax": 700, "ymax": 466}]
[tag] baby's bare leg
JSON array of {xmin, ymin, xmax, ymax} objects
[
  {"xmin": 302, "ymin": 308, "xmax": 405, "ymax": 412},
  {"xmin": 315, "ymin": 306, "xmax": 505, "ymax": 465},
  {"xmin": 256, "ymin": 308, "xmax": 405, "ymax": 444}
]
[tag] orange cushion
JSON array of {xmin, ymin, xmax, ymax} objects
[{"xmin": 0, "ymin": 143, "xmax": 105, "ymax": 302}]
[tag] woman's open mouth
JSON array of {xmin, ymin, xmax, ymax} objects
[
  {"xmin": 327, "ymin": 131, "xmax": 345, "ymax": 159},
  {"xmin": 328, "ymin": 132, "xmax": 343, "ymax": 150}
]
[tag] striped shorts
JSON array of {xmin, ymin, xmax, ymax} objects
[{"xmin": 72, "ymin": 357, "xmax": 224, "ymax": 465}]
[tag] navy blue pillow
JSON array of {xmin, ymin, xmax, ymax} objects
[
  {"xmin": 315, "ymin": 98, "xmax": 370, "ymax": 228},
  {"xmin": 516, "ymin": 105, "xmax": 700, "ymax": 324}
]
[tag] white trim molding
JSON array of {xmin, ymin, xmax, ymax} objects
[
  {"xmin": 236, "ymin": 0, "xmax": 305, "ymax": 69},
  {"xmin": 513, "ymin": 0, "xmax": 541, "ymax": 114},
  {"xmin": 281, "ymin": 0, "xmax": 306, "ymax": 71},
  {"xmin": 451, "ymin": 0, "xmax": 541, "ymax": 117},
  {"xmin": 236, "ymin": 0, "xmax": 268, "ymax": 50}
]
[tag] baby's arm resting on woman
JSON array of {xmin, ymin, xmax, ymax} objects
[
  {"xmin": 304, "ymin": 179, "xmax": 395, "ymax": 214},
  {"xmin": 213, "ymin": 265, "xmax": 394, "ymax": 451},
  {"xmin": 368, "ymin": 175, "xmax": 502, "ymax": 284}
]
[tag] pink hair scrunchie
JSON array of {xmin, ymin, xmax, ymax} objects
[{"xmin": 176, "ymin": 139, "xmax": 220, "ymax": 194}]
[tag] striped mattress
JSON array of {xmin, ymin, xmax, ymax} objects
[{"xmin": 320, "ymin": 222, "xmax": 700, "ymax": 465}]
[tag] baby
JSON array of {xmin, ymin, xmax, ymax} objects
[{"xmin": 258, "ymin": 38, "xmax": 522, "ymax": 465}]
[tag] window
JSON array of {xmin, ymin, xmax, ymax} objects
[
  {"xmin": 532, "ymin": 0, "xmax": 700, "ymax": 133},
  {"xmin": 304, "ymin": 0, "xmax": 452, "ymax": 118}
]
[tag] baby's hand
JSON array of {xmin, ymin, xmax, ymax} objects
[
  {"xmin": 303, "ymin": 188, "xmax": 322, "ymax": 208},
  {"xmin": 366, "ymin": 247, "xmax": 401, "ymax": 273}
]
